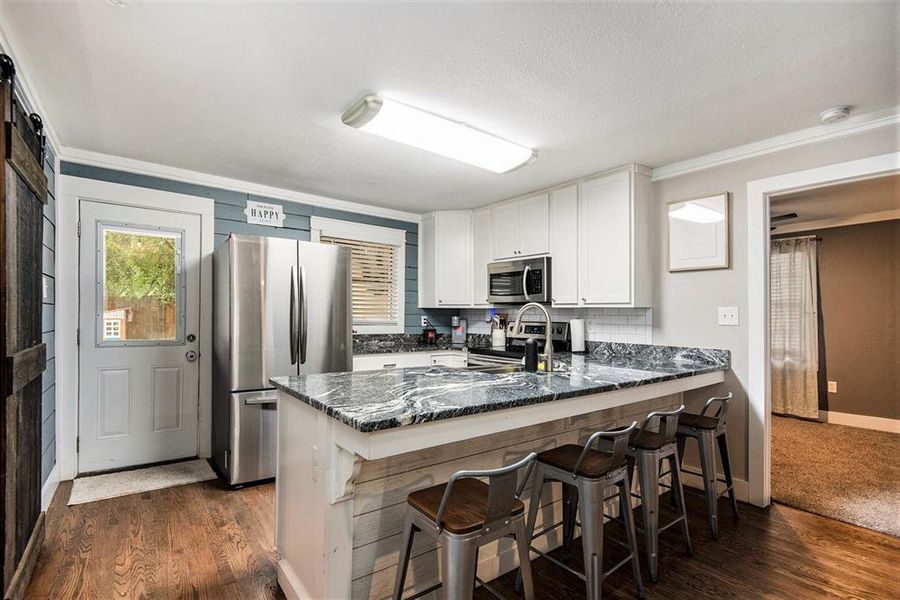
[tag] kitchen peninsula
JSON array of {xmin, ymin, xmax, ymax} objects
[{"xmin": 271, "ymin": 344, "xmax": 729, "ymax": 600}]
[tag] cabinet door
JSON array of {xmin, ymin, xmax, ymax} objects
[
  {"xmin": 579, "ymin": 171, "xmax": 631, "ymax": 304},
  {"xmin": 472, "ymin": 208, "xmax": 493, "ymax": 306},
  {"xmin": 435, "ymin": 211, "xmax": 472, "ymax": 306},
  {"xmin": 491, "ymin": 202, "xmax": 519, "ymax": 259},
  {"xmin": 517, "ymin": 192, "xmax": 550, "ymax": 256},
  {"xmin": 549, "ymin": 185, "xmax": 579, "ymax": 305}
]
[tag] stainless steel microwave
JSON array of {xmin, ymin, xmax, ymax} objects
[{"xmin": 487, "ymin": 256, "xmax": 551, "ymax": 304}]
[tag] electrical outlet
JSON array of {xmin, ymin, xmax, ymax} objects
[
  {"xmin": 718, "ymin": 307, "xmax": 740, "ymax": 326},
  {"xmin": 420, "ymin": 316, "xmax": 429, "ymax": 327},
  {"xmin": 828, "ymin": 381, "xmax": 837, "ymax": 393}
]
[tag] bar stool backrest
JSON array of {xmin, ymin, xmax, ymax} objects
[
  {"xmin": 698, "ymin": 392, "xmax": 733, "ymax": 428},
  {"xmin": 435, "ymin": 452, "xmax": 537, "ymax": 534},
  {"xmin": 571, "ymin": 421, "xmax": 637, "ymax": 479},
  {"xmin": 633, "ymin": 404, "xmax": 685, "ymax": 447}
]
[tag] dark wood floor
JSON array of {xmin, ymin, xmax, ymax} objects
[{"xmin": 26, "ymin": 479, "xmax": 900, "ymax": 599}]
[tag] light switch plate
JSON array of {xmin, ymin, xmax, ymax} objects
[
  {"xmin": 828, "ymin": 381, "xmax": 837, "ymax": 393},
  {"xmin": 718, "ymin": 307, "xmax": 740, "ymax": 326}
]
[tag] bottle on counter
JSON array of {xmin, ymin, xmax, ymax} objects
[{"xmin": 524, "ymin": 338, "xmax": 538, "ymax": 372}]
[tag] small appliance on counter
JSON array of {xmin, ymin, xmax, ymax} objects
[
  {"xmin": 491, "ymin": 315, "xmax": 507, "ymax": 350},
  {"xmin": 421, "ymin": 319, "xmax": 438, "ymax": 345},
  {"xmin": 570, "ymin": 318, "xmax": 586, "ymax": 353},
  {"xmin": 451, "ymin": 316, "xmax": 467, "ymax": 348}
]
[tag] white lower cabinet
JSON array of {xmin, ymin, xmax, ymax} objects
[{"xmin": 352, "ymin": 351, "xmax": 467, "ymax": 371}]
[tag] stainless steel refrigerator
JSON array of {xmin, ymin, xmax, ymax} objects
[{"xmin": 212, "ymin": 234, "xmax": 352, "ymax": 485}]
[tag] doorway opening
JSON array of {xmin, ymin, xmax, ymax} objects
[{"xmin": 766, "ymin": 174, "xmax": 899, "ymax": 535}]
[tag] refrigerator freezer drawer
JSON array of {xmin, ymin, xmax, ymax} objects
[{"xmin": 228, "ymin": 390, "xmax": 277, "ymax": 485}]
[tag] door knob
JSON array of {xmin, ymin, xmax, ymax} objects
[{"xmin": 185, "ymin": 350, "xmax": 198, "ymax": 362}]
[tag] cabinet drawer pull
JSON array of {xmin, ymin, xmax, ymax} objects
[{"xmin": 382, "ymin": 362, "xmax": 397, "ymax": 368}]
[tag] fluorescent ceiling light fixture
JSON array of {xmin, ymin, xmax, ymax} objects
[
  {"xmin": 341, "ymin": 95, "xmax": 535, "ymax": 173},
  {"xmin": 669, "ymin": 201, "xmax": 725, "ymax": 224}
]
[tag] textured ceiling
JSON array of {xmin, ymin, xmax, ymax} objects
[
  {"xmin": 771, "ymin": 174, "xmax": 900, "ymax": 226},
  {"xmin": 2, "ymin": 2, "xmax": 897, "ymax": 212}
]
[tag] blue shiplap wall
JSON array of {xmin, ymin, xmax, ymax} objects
[
  {"xmin": 59, "ymin": 162, "xmax": 457, "ymax": 333},
  {"xmin": 41, "ymin": 145, "xmax": 57, "ymax": 485}
]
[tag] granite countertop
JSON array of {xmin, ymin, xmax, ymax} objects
[
  {"xmin": 352, "ymin": 333, "xmax": 456, "ymax": 355},
  {"xmin": 271, "ymin": 344, "xmax": 730, "ymax": 433}
]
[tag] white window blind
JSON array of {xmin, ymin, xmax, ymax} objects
[{"xmin": 319, "ymin": 234, "xmax": 401, "ymax": 325}]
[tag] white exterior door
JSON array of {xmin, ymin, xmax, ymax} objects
[{"xmin": 78, "ymin": 200, "xmax": 201, "ymax": 473}]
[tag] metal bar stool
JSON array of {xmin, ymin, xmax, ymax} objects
[
  {"xmin": 517, "ymin": 422, "xmax": 644, "ymax": 600},
  {"xmin": 393, "ymin": 452, "xmax": 538, "ymax": 600},
  {"xmin": 623, "ymin": 405, "xmax": 692, "ymax": 583},
  {"xmin": 676, "ymin": 392, "xmax": 739, "ymax": 538}
]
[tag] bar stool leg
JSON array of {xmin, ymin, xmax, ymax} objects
[
  {"xmin": 696, "ymin": 431, "xmax": 719, "ymax": 538},
  {"xmin": 516, "ymin": 464, "xmax": 546, "ymax": 592},
  {"xmin": 561, "ymin": 482, "xmax": 578, "ymax": 557},
  {"xmin": 577, "ymin": 479, "xmax": 604, "ymax": 600},
  {"xmin": 671, "ymin": 436, "xmax": 687, "ymax": 509},
  {"xmin": 392, "ymin": 512, "xmax": 416, "ymax": 600},
  {"xmin": 636, "ymin": 451, "xmax": 660, "ymax": 583},
  {"xmin": 618, "ymin": 478, "xmax": 645, "ymax": 599},
  {"xmin": 717, "ymin": 432, "xmax": 740, "ymax": 520},
  {"xmin": 441, "ymin": 535, "xmax": 478, "ymax": 600},
  {"xmin": 668, "ymin": 451, "xmax": 693, "ymax": 556},
  {"xmin": 513, "ymin": 520, "xmax": 535, "ymax": 600}
]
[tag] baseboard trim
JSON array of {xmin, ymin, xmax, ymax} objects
[
  {"xmin": 818, "ymin": 410, "xmax": 900, "ymax": 434},
  {"xmin": 4, "ymin": 512, "xmax": 45, "ymax": 600},
  {"xmin": 40, "ymin": 465, "xmax": 59, "ymax": 512},
  {"xmin": 680, "ymin": 471, "xmax": 750, "ymax": 504}
]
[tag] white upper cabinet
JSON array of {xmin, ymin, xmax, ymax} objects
[
  {"xmin": 577, "ymin": 166, "xmax": 652, "ymax": 307},
  {"xmin": 491, "ymin": 202, "xmax": 519, "ymax": 259},
  {"xmin": 472, "ymin": 208, "xmax": 493, "ymax": 307},
  {"xmin": 418, "ymin": 211, "xmax": 473, "ymax": 308},
  {"xmin": 490, "ymin": 192, "xmax": 549, "ymax": 259},
  {"xmin": 548, "ymin": 185, "xmax": 579, "ymax": 305}
]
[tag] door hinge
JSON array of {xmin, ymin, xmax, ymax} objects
[
  {"xmin": 76, "ymin": 437, "xmax": 80, "ymax": 453},
  {"xmin": 77, "ymin": 220, "xmax": 81, "ymax": 237},
  {"xmin": 76, "ymin": 328, "xmax": 80, "ymax": 345}
]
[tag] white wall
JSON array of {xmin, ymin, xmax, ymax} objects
[{"xmin": 651, "ymin": 123, "xmax": 900, "ymax": 481}]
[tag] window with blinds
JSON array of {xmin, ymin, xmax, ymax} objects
[{"xmin": 319, "ymin": 234, "xmax": 401, "ymax": 326}]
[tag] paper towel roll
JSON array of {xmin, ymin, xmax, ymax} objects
[{"xmin": 570, "ymin": 319, "xmax": 586, "ymax": 353}]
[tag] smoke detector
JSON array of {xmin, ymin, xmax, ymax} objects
[{"xmin": 819, "ymin": 106, "xmax": 851, "ymax": 124}]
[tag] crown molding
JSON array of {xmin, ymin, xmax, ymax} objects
[
  {"xmin": 652, "ymin": 106, "xmax": 900, "ymax": 182},
  {"xmin": 59, "ymin": 146, "xmax": 421, "ymax": 224},
  {"xmin": 0, "ymin": 19, "xmax": 63, "ymax": 152}
]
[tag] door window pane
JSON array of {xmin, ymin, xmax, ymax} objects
[{"xmin": 99, "ymin": 224, "xmax": 184, "ymax": 344}]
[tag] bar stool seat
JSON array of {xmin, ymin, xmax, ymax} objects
[
  {"xmin": 536, "ymin": 444, "xmax": 622, "ymax": 478},
  {"xmin": 677, "ymin": 413, "xmax": 719, "ymax": 430},
  {"xmin": 627, "ymin": 429, "xmax": 671, "ymax": 450},
  {"xmin": 408, "ymin": 478, "xmax": 526, "ymax": 534}
]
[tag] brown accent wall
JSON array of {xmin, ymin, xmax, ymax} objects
[{"xmin": 786, "ymin": 220, "xmax": 899, "ymax": 420}]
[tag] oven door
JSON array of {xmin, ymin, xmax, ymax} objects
[{"xmin": 487, "ymin": 257, "xmax": 551, "ymax": 303}]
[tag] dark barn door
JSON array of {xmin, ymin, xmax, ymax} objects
[{"xmin": 0, "ymin": 57, "xmax": 48, "ymax": 599}]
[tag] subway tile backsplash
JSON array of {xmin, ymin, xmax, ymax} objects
[{"xmin": 459, "ymin": 307, "xmax": 653, "ymax": 345}]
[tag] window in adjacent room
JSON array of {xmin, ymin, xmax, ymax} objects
[{"xmin": 311, "ymin": 217, "xmax": 407, "ymax": 334}]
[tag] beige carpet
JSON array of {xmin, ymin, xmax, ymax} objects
[
  {"xmin": 68, "ymin": 459, "xmax": 216, "ymax": 505},
  {"xmin": 771, "ymin": 415, "xmax": 900, "ymax": 536}
]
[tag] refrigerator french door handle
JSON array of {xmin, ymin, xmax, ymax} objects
[
  {"xmin": 290, "ymin": 265, "xmax": 299, "ymax": 365},
  {"xmin": 299, "ymin": 264, "xmax": 308, "ymax": 365}
]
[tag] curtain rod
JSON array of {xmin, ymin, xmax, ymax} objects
[{"xmin": 772, "ymin": 234, "xmax": 821, "ymax": 242}]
